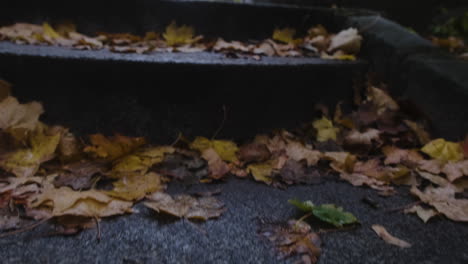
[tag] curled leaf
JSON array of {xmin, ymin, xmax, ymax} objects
[{"xmin": 421, "ymin": 138, "xmax": 464, "ymax": 162}]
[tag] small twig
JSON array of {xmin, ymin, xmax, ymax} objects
[
  {"xmin": 294, "ymin": 212, "xmax": 313, "ymax": 230},
  {"xmin": 94, "ymin": 217, "xmax": 101, "ymax": 242},
  {"xmin": 211, "ymin": 105, "xmax": 227, "ymax": 140},
  {"xmin": 0, "ymin": 217, "xmax": 52, "ymax": 238},
  {"xmin": 385, "ymin": 201, "xmax": 421, "ymax": 213},
  {"xmin": 170, "ymin": 132, "xmax": 182, "ymax": 147}
]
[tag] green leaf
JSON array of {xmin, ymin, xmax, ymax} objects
[
  {"xmin": 312, "ymin": 204, "xmax": 358, "ymax": 227},
  {"xmin": 288, "ymin": 199, "xmax": 314, "ymax": 212}
]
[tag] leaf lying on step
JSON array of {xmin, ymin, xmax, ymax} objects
[
  {"xmin": 313, "ymin": 117, "xmax": 339, "ymax": 142},
  {"xmin": 258, "ymin": 219, "xmax": 321, "ymax": 264},
  {"xmin": 442, "ymin": 160, "xmax": 468, "ymax": 182},
  {"xmin": 144, "ymin": 192, "xmax": 225, "ymax": 221},
  {"xmin": 163, "ymin": 21, "xmax": 201, "ymax": 46},
  {"xmin": 53, "ymin": 161, "xmax": 106, "ymax": 190},
  {"xmin": 1, "ymin": 125, "xmax": 62, "ymax": 177},
  {"xmin": 404, "ymin": 205, "xmax": 437, "ymax": 223},
  {"xmin": 272, "ymin": 28, "xmax": 302, "ymax": 45},
  {"xmin": 0, "ymin": 96, "xmax": 43, "ymax": 130},
  {"xmin": 84, "ymin": 134, "xmax": 146, "ymax": 160},
  {"xmin": 371, "ymin": 224, "xmax": 411, "ymax": 248},
  {"xmin": 190, "ymin": 137, "xmax": 239, "ymax": 163},
  {"xmin": 30, "ymin": 177, "xmax": 133, "ymax": 217},
  {"xmin": 411, "ymin": 185, "xmax": 468, "ymax": 222},
  {"xmin": 421, "ymin": 138, "xmax": 464, "ymax": 162},
  {"xmin": 328, "ymin": 28, "xmax": 362, "ymax": 54},
  {"xmin": 105, "ymin": 172, "xmax": 165, "ymax": 201},
  {"xmin": 289, "ymin": 199, "xmax": 358, "ymax": 227}
]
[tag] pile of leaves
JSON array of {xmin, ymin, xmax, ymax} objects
[
  {"xmin": 0, "ymin": 21, "xmax": 362, "ymax": 60},
  {"xmin": 1, "ymin": 76, "xmax": 468, "ymax": 262}
]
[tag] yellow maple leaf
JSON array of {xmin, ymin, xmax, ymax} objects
[
  {"xmin": 247, "ymin": 163, "xmax": 273, "ymax": 185},
  {"xmin": 272, "ymin": 27, "xmax": 302, "ymax": 45},
  {"xmin": 312, "ymin": 117, "xmax": 339, "ymax": 142},
  {"xmin": 190, "ymin": 137, "xmax": 239, "ymax": 163},
  {"xmin": 105, "ymin": 172, "xmax": 165, "ymax": 201},
  {"xmin": 110, "ymin": 146, "xmax": 175, "ymax": 178},
  {"xmin": 421, "ymin": 138, "xmax": 464, "ymax": 162},
  {"xmin": 1, "ymin": 125, "xmax": 62, "ymax": 177},
  {"xmin": 163, "ymin": 21, "xmax": 197, "ymax": 46},
  {"xmin": 84, "ymin": 134, "xmax": 146, "ymax": 160},
  {"xmin": 42, "ymin": 22, "xmax": 61, "ymax": 39}
]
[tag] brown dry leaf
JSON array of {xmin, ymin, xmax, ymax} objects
[
  {"xmin": 110, "ymin": 146, "xmax": 174, "ymax": 178},
  {"xmin": 84, "ymin": 134, "xmax": 146, "ymax": 160},
  {"xmin": 285, "ymin": 141, "xmax": 322, "ymax": 166},
  {"xmin": 417, "ymin": 170, "xmax": 450, "ymax": 187},
  {"xmin": 265, "ymin": 39, "xmax": 301, "ymax": 57},
  {"xmin": 340, "ymin": 173, "xmax": 394, "ymax": 193},
  {"xmin": 328, "ymin": 28, "xmax": 362, "ymax": 54},
  {"xmin": 30, "ymin": 178, "xmax": 133, "ymax": 217},
  {"xmin": 259, "ymin": 219, "xmax": 321, "ymax": 263},
  {"xmin": 1, "ymin": 125, "xmax": 62, "ymax": 177},
  {"xmin": 144, "ymin": 192, "xmax": 225, "ymax": 221},
  {"xmin": 442, "ymin": 160, "xmax": 468, "ymax": 182},
  {"xmin": 238, "ymin": 143, "xmax": 271, "ymax": 164},
  {"xmin": 367, "ymin": 86, "xmax": 399, "ymax": 115},
  {"xmin": 253, "ymin": 42, "xmax": 276, "ymax": 56},
  {"xmin": 418, "ymin": 159, "xmax": 444, "ymax": 174},
  {"xmin": 371, "ymin": 225, "xmax": 411, "ymax": 248},
  {"xmin": 201, "ymin": 148, "xmax": 230, "ymax": 180},
  {"xmin": 323, "ymin": 151, "xmax": 356, "ymax": 174},
  {"xmin": 213, "ymin": 38, "xmax": 252, "ymax": 53},
  {"xmin": 404, "ymin": 205, "xmax": 437, "ymax": 223},
  {"xmin": 57, "ymin": 130, "xmax": 82, "ymax": 161},
  {"xmin": 411, "ymin": 186, "xmax": 468, "ymax": 222},
  {"xmin": 53, "ymin": 161, "xmax": 106, "ymax": 190},
  {"xmin": 0, "ymin": 23, "xmax": 44, "ymax": 44},
  {"xmin": 279, "ymin": 160, "xmax": 322, "ymax": 185},
  {"xmin": 382, "ymin": 146, "xmax": 423, "ymax": 167},
  {"xmin": 105, "ymin": 172, "xmax": 165, "ymax": 201},
  {"xmin": 403, "ymin": 120, "xmax": 431, "ymax": 145},
  {"xmin": 0, "ymin": 96, "xmax": 43, "ymax": 131},
  {"xmin": 345, "ymin": 129, "xmax": 380, "ymax": 146},
  {"xmin": 354, "ymin": 159, "xmax": 389, "ymax": 181}
]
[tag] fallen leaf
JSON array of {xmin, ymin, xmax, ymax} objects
[
  {"xmin": 190, "ymin": 137, "xmax": 239, "ymax": 163},
  {"xmin": 340, "ymin": 173, "xmax": 394, "ymax": 193},
  {"xmin": 354, "ymin": 159, "xmax": 389, "ymax": 181},
  {"xmin": 411, "ymin": 186, "xmax": 468, "ymax": 222},
  {"xmin": 421, "ymin": 138, "xmax": 464, "ymax": 162},
  {"xmin": 279, "ymin": 160, "xmax": 322, "ymax": 185},
  {"xmin": 84, "ymin": 134, "xmax": 146, "ymax": 161},
  {"xmin": 404, "ymin": 205, "xmax": 437, "ymax": 223},
  {"xmin": 323, "ymin": 151, "xmax": 356, "ymax": 173},
  {"xmin": 285, "ymin": 141, "xmax": 322, "ymax": 166},
  {"xmin": 247, "ymin": 163, "xmax": 274, "ymax": 185},
  {"xmin": 238, "ymin": 143, "xmax": 271, "ymax": 163},
  {"xmin": 442, "ymin": 160, "xmax": 468, "ymax": 182},
  {"xmin": 213, "ymin": 38, "xmax": 252, "ymax": 53},
  {"xmin": 0, "ymin": 96, "xmax": 43, "ymax": 130},
  {"xmin": 382, "ymin": 146, "xmax": 423, "ymax": 167},
  {"xmin": 105, "ymin": 172, "xmax": 165, "ymax": 201},
  {"xmin": 30, "ymin": 180, "xmax": 133, "ymax": 217},
  {"xmin": 313, "ymin": 117, "xmax": 339, "ymax": 142},
  {"xmin": 1, "ymin": 125, "xmax": 62, "ymax": 177},
  {"xmin": 289, "ymin": 199, "xmax": 358, "ymax": 227},
  {"xmin": 272, "ymin": 28, "xmax": 301, "ymax": 45},
  {"xmin": 418, "ymin": 159, "xmax": 444, "ymax": 174},
  {"xmin": 371, "ymin": 224, "xmax": 411, "ymax": 248},
  {"xmin": 345, "ymin": 129, "xmax": 380, "ymax": 146},
  {"xmin": 258, "ymin": 219, "xmax": 321, "ymax": 263},
  {"xmin": 144, "ymin": 192, "xmax": 225, "ymax": 221},
  {"xmin": 110, "ymin": 146, "xmax": 174, "ymax": 178},
  {"xmin": 53, "ymin": 161, "xmax": 106, "ymax": 190},
  {"xmin": 328, "ymin": 28, "xmax": 362, "ymax": 54},
  {"xmin": 367, "ymin": 86, "xmax": 399, "ymax": 115},
  {"xmin": 201, "ymin": 148, "xmax": 230, "ymax": 180},
  {"xmin": 163, "ymin": 21, "xmax": 200, "ymax": 46},
  {"xmin": 416, "ymin": 170, "xmax": 450, "ymax": 187}
]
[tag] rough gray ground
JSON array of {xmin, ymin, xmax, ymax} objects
[{"xmin": 1, "ymin": 177, "xmax": 468, "ymax": 264}]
